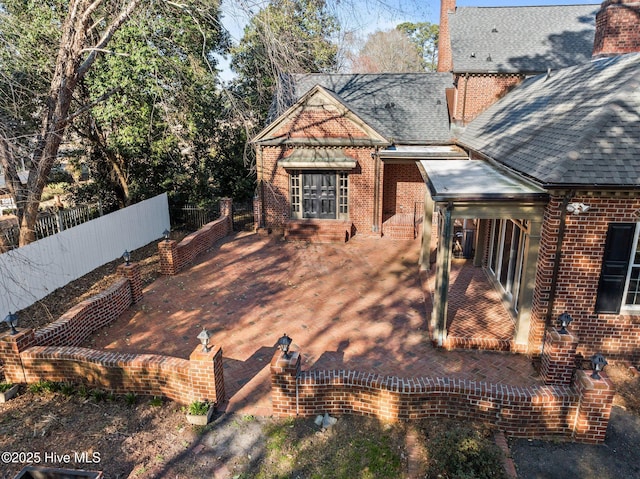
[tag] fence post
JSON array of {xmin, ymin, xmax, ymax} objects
[
  {"xmin": 56, "ymin": 209, "xmax": 64, "ymax": 232},
  {"xmin": 0, "ymin": 328, "xmax": 36, "ymax": 383},
  {"xmin": 270, "ymin": 349, "xmax": 301, "ymax": 417}
]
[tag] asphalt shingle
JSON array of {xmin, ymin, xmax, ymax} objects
[
  {"xmin": 458, "ymin": 53, "xmax": 640, "ymax": 187},
  {"xmin": 286, "ymin": 73, "xmax": 454, "ymax": 144},
  {"xmin": 450, "ymin": 4, "xmax": 599, "ymax": 73}
]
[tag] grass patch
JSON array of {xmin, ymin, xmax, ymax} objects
[
  {"xmin": 249, "ymin": 416, "xmax": 404, "ymax": 479},
  {"xmin": 187, "ymin": 400, "xmax": 210, "ymax": 416},
  {"xmin": 28, "ymin": 380, "xmax": 59, "ymax": 394},
  {"xmin": 0, "ymin": 382, "xmax": 14, "ymax": 392}
]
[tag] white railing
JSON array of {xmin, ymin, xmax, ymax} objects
[{"xmin": 0, "ymin": 193, "xmax": 170, "ymax": 315}]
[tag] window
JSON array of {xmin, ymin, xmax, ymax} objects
[
  {"xmin": 488, "ymin": 219, "xmax": 526, "ymax": 312},
  {"xmin": 596, "ymin": 223, "xmax": 639, "ymax": 313},
  {"xmin": 291, "ymin": 171, "xmax": 348, "ymax": 220}
]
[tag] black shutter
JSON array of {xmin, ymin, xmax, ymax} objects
[{"xmin": 595, "ymin": 223, "xmax": 636, "ymax": 314}]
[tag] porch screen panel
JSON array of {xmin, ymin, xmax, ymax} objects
[
  {"xmin": 490, "ymin": 220, "xmax": 500, "ymax": 273},
  {"xmin": 499, "ymin": 220, "xmax": 514, "ymax": 287},
  {"xmin": 595, "ymin": 223, "xmax": 635, "ymax": 314}
]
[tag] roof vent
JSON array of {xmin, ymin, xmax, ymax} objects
[
  {"xmin": 491, "ymin": 27, "xmax": 498, "ymax": 33},
  {"xmin": 436, "ymin": 99, "xmax": 442, "ymax": 105},
  {"xmin": 486, "ymin": 55, "xmax": 492, "ymax": 62},
  {"xmin": 384, "ymin": 102, "xmax": 395, "ymax": 109},
  {"xmin": 470, "ymin": 52, "xmax": 476, "ymax": 58}
]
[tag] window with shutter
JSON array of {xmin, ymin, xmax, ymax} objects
[{"xmin": 595, "ymin": 223, "xmax": 636, "ymax": 314}]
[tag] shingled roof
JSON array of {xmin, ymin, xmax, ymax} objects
[
  {"xmin": 287, "ymin": 73, "xmax": 454, "ymax": 144},
  {"xmin": 450, "ymin": 4, "xmax": 599, "ymax": 73},
  {"xmin": 458, "ymin": 53, "xmax": 640, "ymax": 187}
]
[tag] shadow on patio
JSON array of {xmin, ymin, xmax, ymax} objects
[{"xmin": 83, "ymin": 232, "xmax": 540, "ymax": 416}]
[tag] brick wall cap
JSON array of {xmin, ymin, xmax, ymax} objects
[
  {"xmin": 547, "ymin": 327, "xmax": 579, "ymax": 343},
  {"xmin": 575, "ymin": 369, "xmax": 614, "ymax": 390}
]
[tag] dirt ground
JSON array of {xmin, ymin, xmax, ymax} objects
[{"xmin": 2, "ymin": 237, "xmax": 640, "ymax": 478}]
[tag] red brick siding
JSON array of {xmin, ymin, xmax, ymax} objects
[
  {"xmin": 454, "ymin": 74, "xmax": 524, "ymax": 124},
  {"xmin": 593, "ymin": 0, "xmax": 640, "ymax": 58},
  {"xmin": 258, "ymin": 146, "xmax": 380, "ymax": 236},
  {"xmin": 382, "ymin": 163, "xmax": 426, "ymax": 221},
  {"xmin": 530, "ymin": 193, "xmax": 640, "ymax": 360},
  {"xmin": 270, "ymin": 350, "xmax": 614, "ymax": 443},
  {"xmin": 272, "ymin": 107, "xmax": 372, "ymax": 140}
]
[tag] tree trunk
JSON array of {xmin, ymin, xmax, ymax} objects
[{"xmin": 2, "ymin": 0, "xmax": 139, "ymax": 247}]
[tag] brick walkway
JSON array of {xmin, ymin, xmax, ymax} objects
[{"xmin": 85, "ymin": 233, "xmax": 541, "ymax": 416}]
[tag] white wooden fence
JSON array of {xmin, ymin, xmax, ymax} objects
[{"xmin": 0, "ymin": 193, "xmax": 170, "ymax": 316}]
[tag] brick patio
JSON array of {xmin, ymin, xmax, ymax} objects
[{"xmin": 84, "ymin": 233, "xmax": 541, "ymax": 416}]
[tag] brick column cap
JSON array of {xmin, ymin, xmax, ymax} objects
[
  {"xmin": 575, "ymin": 369, "xmax": 614, "ymax": 391},
  {"xmin": 158, "ymin": 239, "xmax": 178, "ymax": 250},
  {"xmin": 547, "ymin": 327, "xmax": 579, "ymax": 344},
  {"xmin": 1, "ymin": 327, "xmax": 35, "ymax": 348},
  {"xmin": 190, "ymin": 344, "xmax": 222, "ymax": 362},
  {"xmin": 271, "ymin": 350, "xmax": 300, "ymax": 369}
]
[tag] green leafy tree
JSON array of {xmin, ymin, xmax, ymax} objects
[
  {"xmin": 72, "ymin": 1, "xmax": 235, "ymax": 209},
  {"xmin": 230, "ymin": 0, "xmax": 339, "ymax": 123},
  {"xmin": 397, "ymin": 21, "xmax": 439, "ymax": 72},
  {"xmin": 0, "ymin": 0, "xmax": 142, "ymax": 245}
]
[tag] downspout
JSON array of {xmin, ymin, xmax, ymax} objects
[
  {"xmin": 259, "ymin": 146, "xmax": 266, "ymax": 229},
  {"xmin": 460, "ymin": 73, "xmax": 469, "ymax": 125},
  {"xmin": 372, "ymin": 147, "xmax": 381, "ymax": 233},
  {"xmin": 541, "ymin": 191, "xmax": 573, "ymax": 352}
]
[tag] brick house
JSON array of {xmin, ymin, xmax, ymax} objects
[{"xmin": 252, "ymin": 0, "xmax": 640, "ymax": 362}]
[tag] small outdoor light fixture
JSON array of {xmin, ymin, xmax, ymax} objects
[
  {"xmin": 197, "ymin": 328, "xmax": 211, "ymax": 352},
  {"xmin": 122, "ymin": 250, "xmax": 131, "ymax": 265},
  {"xmin": 3, "ymin": 312, "xmax": 18, "ymax": 335},
  {"xmin": 566, "ymin": 202, "xmax": 591, "ymax": 215},
  {"xmin": 557, "ymin": 312, "xmax": 573, "ymax": 334},
  {"xmin": 163, "ymin": 229, "xmax": 170, "ymax": 242},
  {"xmin": 278, "ymin": 333, "xmax": 293, "ymax": 358},
  {"xmin": 590, "ymin": 353, "xmax": 608, "ymax": 380}
]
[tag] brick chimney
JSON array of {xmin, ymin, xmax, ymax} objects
[
  {"xmin": 592, "ymin": 0, "xmax": 640, "ymax": 58},
  {"xmin": 437, "ymin": 0, "xmax": 456, "ymax": 72}
]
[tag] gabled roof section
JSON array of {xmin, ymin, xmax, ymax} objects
[
  {"xmin": 252, "ymin": 84, "xmax": 389, "ymax": 147},
  {"xmin": 276, "ymin": 73, "xmax": 454, "ymax": 144},
  {"xmin": 450, "ymin": 4, "xmax": 598, "ymax": 73},
  {"xmin": 458, "ymin": 53, "xmax": 640, "ymax": 188}
]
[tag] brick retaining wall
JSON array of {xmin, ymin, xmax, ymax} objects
[
  {"xmin": 16, "ymin": 344, "xmax": 224, "ymax": 405},
  {"xmin": 271, "ymin": 351, "xmax": 614, "ymax": 444},
  {"xmin": 0, "ymin": 256, "xmax": 225, "ymax": 405},
  {"xmin": 159, "ymin": 198, "xmax": 232, "ymax": 275}
]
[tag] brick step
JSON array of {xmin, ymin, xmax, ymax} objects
[
  {"xmin": 284, "ymin": 220, "xmax": 352, "ymax": 243},
  {"xmin": 443, "ymin": 336, "xmax": 513, "ymax": 352}
]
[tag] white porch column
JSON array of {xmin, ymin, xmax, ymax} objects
[{"xmin": 431, "ymin": 202, "xmax": 454, "ymax": 346}]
